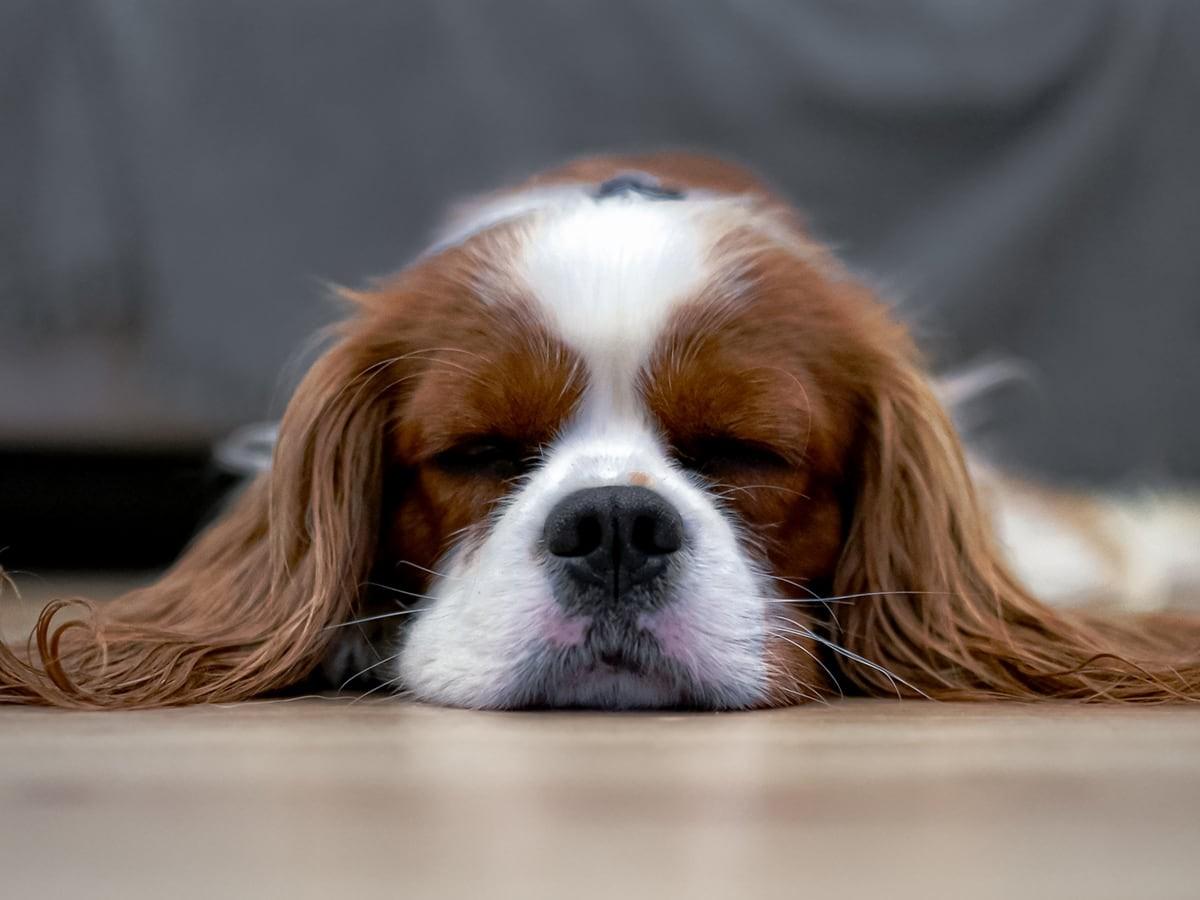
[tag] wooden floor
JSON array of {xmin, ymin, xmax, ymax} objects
[
  {"xmin": 3, "ymin": 579, "xmax": 1200, "ymax": 899},
  {"xmin": 4, "ymin": 698, "xmax": 1200, "ymax": 898}
]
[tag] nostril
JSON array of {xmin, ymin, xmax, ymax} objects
[
  {"xmin": 574, "ymin": 514, "xmax": 603, "ymax": 557},
  {"xmin": 546, "ymin": 503, "xmax": 605, "ymax": 558},
  {"xmin": 630, "ymin": 512, "xmax": 681, "ymax": 555},
  {"xmin": 630, "ymin": 515, "xmax": 655, "ymax": 555}
]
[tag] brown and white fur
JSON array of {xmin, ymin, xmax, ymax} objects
[{"xmin": 3, "ymin": 153, "xmax": 1198, "ymax": 709}]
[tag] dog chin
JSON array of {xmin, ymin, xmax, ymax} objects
[
  {"xmin": 505, "ymin": 624, "xmax": 701, "ymax": 709},
  {"xmin": 519, "ymin": 669, "xmax": 692, "ymax": 710}
]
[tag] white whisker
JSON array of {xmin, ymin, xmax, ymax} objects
[
  {"xmin": 338, "ymin": 652, "xmax": 402, "ymax": 692},
  {"xmin": 769, "ymin": 617, "xmax": 930, "ymax": 700},
  {"xmin": 363, "ymin": 582, "xmax": 441, "ymax": 603},
  {"xmin": 755, "ymin": 575, "xmax": 845, "ymax": 623},
  {"xmin": 394, "ymin": 559, "xmax": 462, "ymax": 581},
  {"xmin": 349, "ymin": 676, "xmax": 408, "ymax": 704},
  {"xmin": 817, "ymin": 590, "xmax": 953, "ymax": 603},
  {"xmin": 324, "ymin": 609, "xmax": 423, "ymax": 631},
  {"xmin": 770, "ymin": 629, "xmax": 844, "ymax": 699},
  {"xmin": 773, "ymin": 679, "xmax": 827, "ymax": 705},
  {"xmin": 759, "ymin": 597, "xmax": 853, "ymax": 605}
]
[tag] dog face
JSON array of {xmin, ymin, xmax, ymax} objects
[{"xmin": 356, "ymin": 157, "xmax": 908, "ymax": 708}]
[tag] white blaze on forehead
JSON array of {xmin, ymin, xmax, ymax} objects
[{"xmin": 516, "ymin": 196, "xmax": 715, "ymax": 420}]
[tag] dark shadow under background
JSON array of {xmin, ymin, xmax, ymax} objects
[{"xmin": 2, "ymin": 0, "xmax": 1198, "ymax": 569}]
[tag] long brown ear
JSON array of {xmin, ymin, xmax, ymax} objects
[
  {"xmin": 832, "ymin": 337, "xmax": 1200, "ymax": 701},
  {"xmin": 0, "ymin": 333, "xmax": 391, "ymax": 708}
]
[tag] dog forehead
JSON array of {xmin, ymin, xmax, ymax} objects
[{"xmin": 514, "ymin": 197, "xmax": 717, "ymax": 412}]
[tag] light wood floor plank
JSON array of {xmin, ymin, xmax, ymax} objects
[{"xmin": 3, "ymin": 698, "xmax": 1199, "ymax": 899}]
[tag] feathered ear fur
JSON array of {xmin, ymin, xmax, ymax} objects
[
  {"xmin": 832, "ymin": 330, "xmax": 1200, "ymax": 701},
  {"xmin": 0, "ymin": 327, "xmax": 394, "ymax": 708}
]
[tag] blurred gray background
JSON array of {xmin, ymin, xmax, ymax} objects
[{"xmin": 2, "ymin": 0, "xmax": 1198, "ymax": 565}]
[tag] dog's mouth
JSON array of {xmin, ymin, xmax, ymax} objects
[
  {"xmin": 510, "ymin": 617, "xmax": 700, "ymax": 708},
  {"xmin": 592, "ymin": 648, "xmax": 645, "ymax": 674},
  {"xmin": 572, "ymin": 616, "xmax": 666, "ymax": 671}
]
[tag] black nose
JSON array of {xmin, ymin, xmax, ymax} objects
[{"xmin": 544, "ymin": 485, "xmax": 684, "ymax": 599}]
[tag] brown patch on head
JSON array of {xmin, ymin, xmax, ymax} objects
[
  {"xmin": 369, "ymin": 248, "xmax": 585, "ymax": 590},
  {"xmin": 320, "ymin": 229, "xmax": 588, "ymax": 602},
  {"xmin": 639, "ymin": 238, "xmax": 911, "ymax": 702},
  {"xmin": 643, "ymin": 246, "xmax": 879, "ymax": 580},
  {"xmin": 628, "ymin": 471, "xmax": 653, "ymax": 488}
]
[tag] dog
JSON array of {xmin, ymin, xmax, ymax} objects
[{"xmin": 2, "ymin": 153, "xmax": 1198, "ymax": 708}]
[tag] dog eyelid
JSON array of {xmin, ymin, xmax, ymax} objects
[
  {"xmin": 671, "ymin": 434, "xmax": 793, "ymax": 475},
  {"xmin": 431, "ymin": 434, "xmax": 536, "ymax": 478}
]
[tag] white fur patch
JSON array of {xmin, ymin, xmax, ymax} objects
[
  {"xmin": 990, "ymin": 492, "xmax": 1117, "ymax": 606},
  {"xmin": 972, "ymin": 458, "xmax": 1200, "ymax": 612},
  {"xmin": 517, "ymin": 196, "xmax": 712, "ymax": 420}
]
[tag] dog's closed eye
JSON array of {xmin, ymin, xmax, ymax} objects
[
  {"xmin": 672, "ymin": 434, "xmax": 792, "ymax": 478},
  {"xmin": 432, "ymin": 435, "xmax": 537, "ymax": 481}
]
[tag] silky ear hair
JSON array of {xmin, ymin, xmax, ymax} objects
[
  {"xmin": 832, "ymin": 332, "xmax": 1200, "ymax": 701},
  {"xmin": 0, "ymin": 332, "xmax": 390, "ymax": 708}
]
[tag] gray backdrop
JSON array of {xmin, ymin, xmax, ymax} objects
[{"xmin": 3, "ymin": 0, "xmax": 1198, "ymax": 487}]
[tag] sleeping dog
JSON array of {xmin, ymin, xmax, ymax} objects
[{"xmin": 3, "ymin": 153, "xmax": 1197, "ymax": 708}]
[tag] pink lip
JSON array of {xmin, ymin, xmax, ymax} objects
[
  {"xmin": 542, "ymin": 609, "xmax": 590, "ymax": 648},
  {"xmin": 637, "ymin": 607, "xmax": 690, "ymax": 660}
]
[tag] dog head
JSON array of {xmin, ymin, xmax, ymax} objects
[{"xmin": 294, "ymin": 154, "xmax": 1023, "ymax": 708}]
